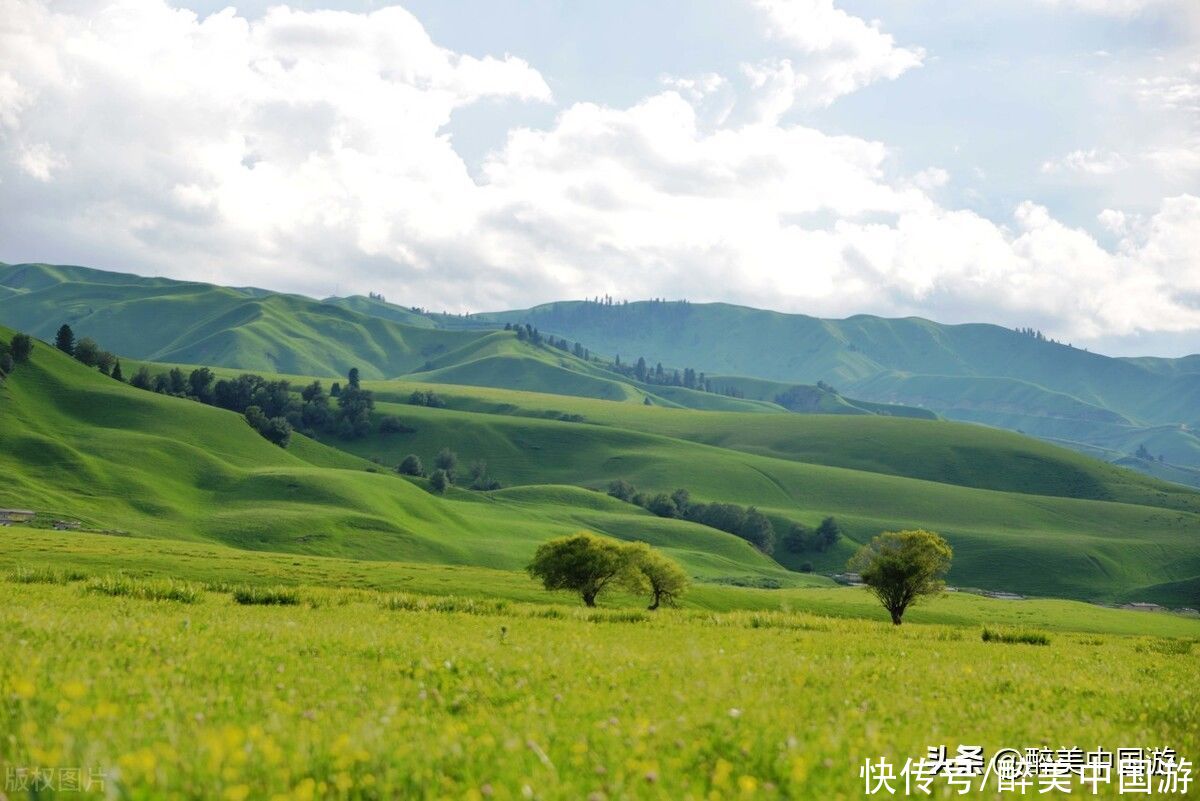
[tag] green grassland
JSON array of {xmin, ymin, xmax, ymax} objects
[
  {"xmin": 1, "ymin": 576, "xmax": 1197, "ymax": 800},
  {"xmin": 0, "ymin": 332, "xmax": 799, "ymax": 586},
  {"xmin": 458, "ymin": 299, "xmax": 1200, "ymax": 476},
  {"xmin": 101, "ymin": 352, "xmax": 1200, "ymax": 603}
]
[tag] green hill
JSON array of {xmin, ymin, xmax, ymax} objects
[
  {"xmin": 458, "ymin": 299, "xmax": 1200, "ymax": 480},
  {"xmin": 0, "ymin": 263, "xmax": 487, "ymax": 379},
  {"xmin": 0, "ymin": 328, "xmax": 801, "ymax": 584}
]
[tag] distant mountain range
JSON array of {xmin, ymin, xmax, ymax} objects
[{"xmin": 2, "ymin": 261, "xmax": 1198, "ymax": 486}]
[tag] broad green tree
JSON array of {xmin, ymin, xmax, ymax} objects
[
  {"xmin": 527, "ymin": 532, "xmax": 635, "ymax": 607},
  {"xmin": 848, "ymin": 529, "xmax": 952, "ymax": 625}
]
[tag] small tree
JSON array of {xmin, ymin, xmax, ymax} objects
[
  {"xmin": 783, "ymin": 523, "xmax": 810, "ymax": 553},
  {"xmin": 625, "ymin": 542, "xmax": 690, "ymax": 610},
  {"xmin": 189, "ymin": 367, "xmax": 215, "ymax": 402},
  {"xmin": 644, "ymin": 493, "xmax": 677, "ymax": 518},
  {"xmin": 0, "ymin": 352, "xmax": 13, "ymax": 376},
  {"xmin": 815, "ymin": 516, "xmax": 842, "ymax": 551},
  {"xmin": 111, "ymin": 360, "xmax": 124, "ymax": 382},
  {"xmin": 10, "ymin": 334, "xmax": 33, "ymax": 364},
  {"xmin": 96, "ymin": 351, "xmax": 116, "ymax": 376},
  {"xmin": 55, "ymin": 324, "xmax": 75, "ymax": 356},
  {"xmin": 607, "ymin": 479, "xmax": 636, "ymax": 503},
  {"xmin": 130, "ymin": 366, "xmax": 153, "ymax": 390},
  {"xmin": 397, "ymin": 454, "xmax": 424, "ymax": 476},
  {"xmin": 527, "ymin": 532, "xmax": 636, "ymax": 607},
  {"xmin": 347, "ymin": 367, "xmax": 361, "ymax": 389},
  {"xmin": 429, "ymin": 469, "xmax": 450, "ymax": 494},
  {"xmin": 74, "ymin": 337, "xmax": 100, "ymax": 367},
  {"xmin": 260, "ymin": 417, "xmax": 292, "ymax": 448},
  {"xmin": 434, "ymin": 448, "xmax": 458, "ymax": 481},
  {"xmin": 848, "ymin": 529, "xmax": 952, "ymax": 625}
]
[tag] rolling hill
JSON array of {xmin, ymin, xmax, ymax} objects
[
  {"xmin": 452, "ymin": 299, "xmax": 1200, "ymax": 482},
  {"xmin": 0, "ymin": 327, "xmax": 802, "ymax": 585}
]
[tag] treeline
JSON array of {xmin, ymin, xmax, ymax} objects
[
  {"xmin": 54, "ymin": 324, "xmax": 124, "ymax": 379},
  {"xmin": 609, "ymin": 356, "xmax": 715, "ymax": 393},
  {"xmin": 606, "ymin": 480, "xmax": 841, "ymax": 557},
  {"xmin": 396, "ymin": 447, "xmax": 501, "ymax": 493},
  {"xmin": 129, "ymin": 365, "xmax": 386, "ymax": 447},
  {"xmin": 505, "ymin": 322, "xmax": 593, "ymax": 361}
]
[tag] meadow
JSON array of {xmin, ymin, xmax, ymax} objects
[{"xmin": 1, "ymin": 574, "xmax": 1197, "ymax": 800}]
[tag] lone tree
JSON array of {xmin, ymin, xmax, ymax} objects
[
  {"xmin": 429, "ymin": 469, "xmax": 450, "ymax": 494},
  {"xmin": 848, "ymin": 529, "xmax": 952, "ymax": 625},
  {"xmin": 625, "ymin": 542, "xmax": 690, "ymax": 610},
  {"xmin": 527, "ymin": 532, "xmax": 635, "ymax": 607},
  {"xmin": 55, "ymin": 324, "xmax": 75, "ymax": 356}
]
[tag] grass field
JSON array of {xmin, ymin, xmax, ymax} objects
[{"xmin": 1, "ymin": 574, "xmax": 1196, "ymax": 800}]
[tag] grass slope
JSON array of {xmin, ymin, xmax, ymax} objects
[{"xmin": 0, "ymin": 330, "xmax": 797, "ymax": 585}]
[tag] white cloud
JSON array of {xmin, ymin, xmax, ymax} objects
[
  {"xmin": 1041, "ymin": 149, "xmax": 1130, "ymax": 175},
  {"xmin": 742, "ymin": 0, "xmax": 924, "ymax": 114},
  {"xmin": 0, "ymin": 0, "xmax": 1197, "ymax": 345}
]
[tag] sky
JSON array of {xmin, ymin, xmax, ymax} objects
[{"xmin": 1, "ymin": 0, "xmax": 1198, "ymax": 355}]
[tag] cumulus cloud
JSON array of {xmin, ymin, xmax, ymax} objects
[
  {"xmin": 742, "ymin": 0, "xmax": 924, "ymax": 114},
  {"xmin": 0, "ymin": 0, "xmax": 1197, "ymax": 345}
]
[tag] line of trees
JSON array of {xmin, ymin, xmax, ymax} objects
[
  {"xmin": 126, "ymin": 364, "xmax": 393, "ymax": 447},
  {"xmin": 396, "ymin": 447, "xmax": 502, "ymax": 493},
  {"xmin": 607, "ymin": 481, "xmax": 777, "ymax": 553},
  {"xmin": 527, "ymin": 531, "xmax": 689, "ymax": 609},
  {"xmin": 53, "ymin": 324, "xmax": 123, "ymax": 380},
  {"xmin": 607, "ymin": 479, "xmax": 841, "ymax": 557}
]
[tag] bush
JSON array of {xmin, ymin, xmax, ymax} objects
[
  {"xmin": 607, "ymin": 479, "xmax": 636, "ymax": 503},
  {"xmin": 981, "ymin": 628, "xmax": 1050, "ymax": 646},
  {"xmin": 232, "ymin": 586, "xmax": 300, "ymax": 606},
  {"xmin": 379, "ymin": 416, "xmax": 415, "ymax": 434},
  {"xmin": 430, "ymin": 469, "xmax": 450, "ymax": 493},
  {"xmin": 85, "ymin": 575, "xmax": 202, "ymax": 603},
  {"xmin": 397, "ymin": 454, "xmax": 424, "ymax": 476},
  {"xmin": 6, "ymin": 565, "xmax": 88, "ymax": 584}
]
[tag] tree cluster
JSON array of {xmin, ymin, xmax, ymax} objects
[
  {"xmin": 53, "ymin": 324, "xmax": 122, "ymax": 380},
  {"xmin": 782, "ymin": 517, "xmax": 842, "ymax": 554},
  {"xmin": 606, "ymin": 481, "xmax": 777, "ymax": 554},
  {"xmin": 408, "ymin": 390, "xmax": 446, "ymax": 408},
  {"xmin": 607, "ymin": 357, "xmax": 715, "ymax": 393},
  {"xmin": 0, "ymin": 331, "xmax": 34, "ymax": 378},
  {"xmin": 127, "ymin": 365, "xmax": 387, "ymax": 447},
  {"xmin": 527, "ymin": 532, "xmax": 690, "ymax": 609},
  {"xmin": 396, "ymin": 448, "xmax": 502, "ymax": 492}
]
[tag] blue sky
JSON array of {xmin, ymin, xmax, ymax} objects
[{"xmin": 1, "ymin": 0, "xmax": 1197, "ymax": 354}]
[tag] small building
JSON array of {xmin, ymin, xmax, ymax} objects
[
  {"xmin": 0, "ymin": 509, "xmax": 35, "ymax": 524},
  {"xmin": 52, "ymin": 520, "xmax": 81, "ymax": 531}
]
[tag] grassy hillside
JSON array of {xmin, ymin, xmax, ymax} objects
[
  {"xmin": 0, "ymin": 263, "xmax": 487, "ymax": 379},
  {"xmin": 460, "ymin": 299, "xmax": 1200, "ymax": 476},
  {"xmin": 164, "ymin": 370, "xmax": 1200, "ymax": 603},
  {"xmin": 0, "ymin": 329, "xmax": 801, "ymax": 585}
]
